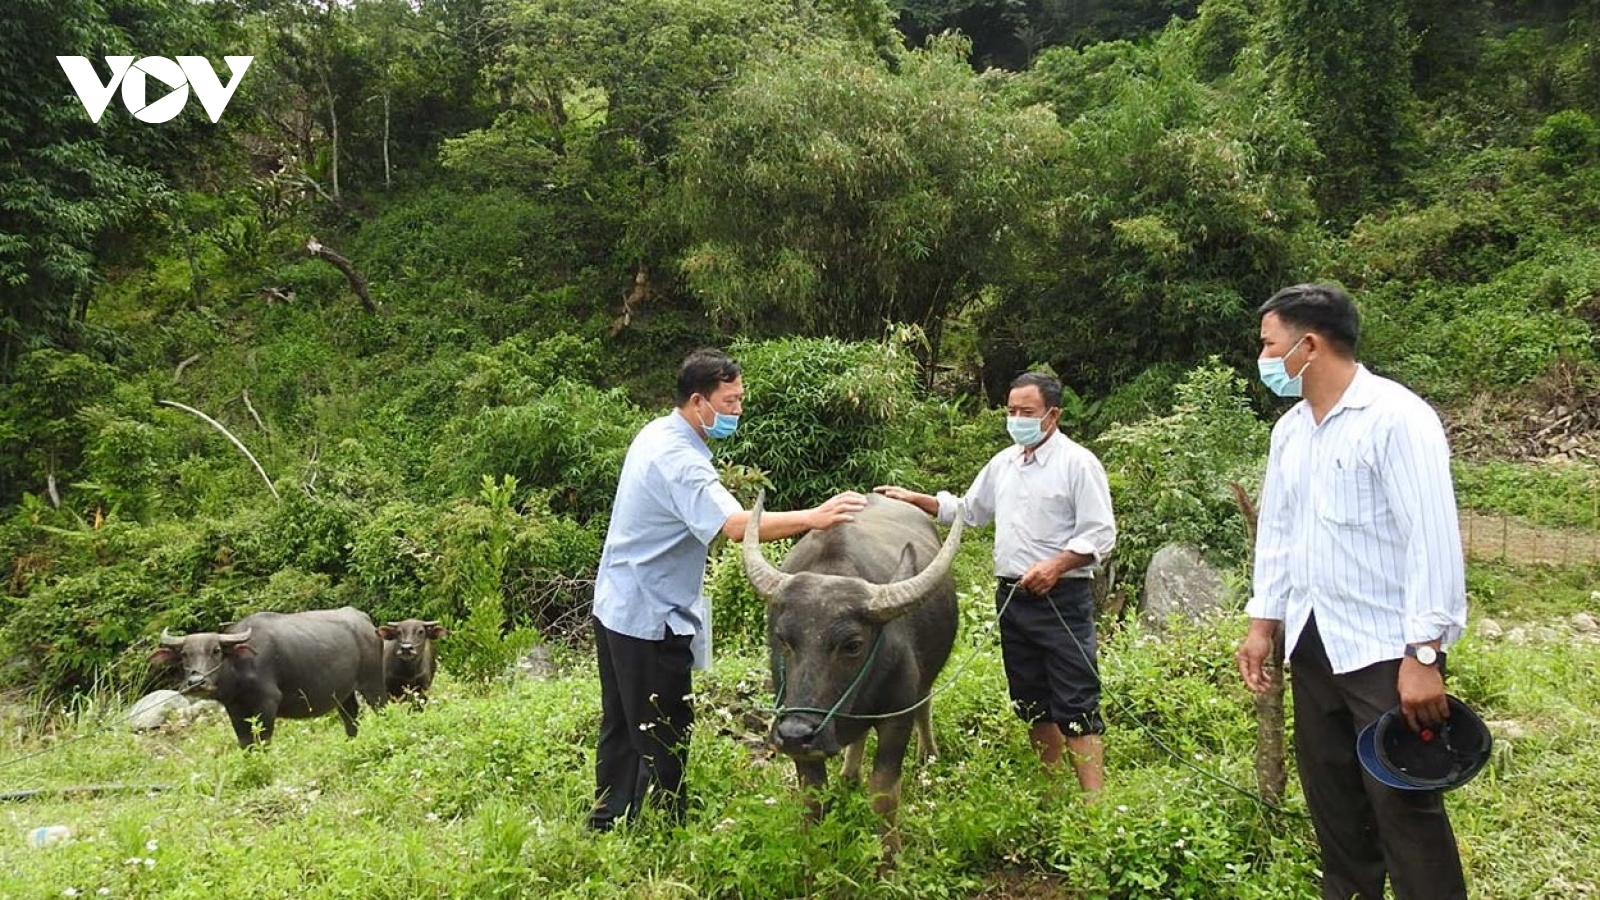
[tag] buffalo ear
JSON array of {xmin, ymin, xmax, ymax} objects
[
  {"xmin": 426, "ymin": 625, "xmax": 448, "ymax": 639},
  {"xmin": 228, "ymin": 643, "xmax": 255, "ymax": 658},
  {"xmin": 151, "ymin": 647, "xmax": 178, "ymax": 665},
  {"xmin": 377, "ymin": 625, "xmax": 399, "ymax": 640},
  {"xmin": 890, "ymin": 544, "xmax": 919, "ymax": 582}
]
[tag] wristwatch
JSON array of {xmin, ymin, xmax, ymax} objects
[{"xmin": 1404, "ymin": 643, "xmax": 1440, "ymax": 666}]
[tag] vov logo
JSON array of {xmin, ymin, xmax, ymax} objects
[{"xmin": 57, "ymin": 56, "xmax": 253, "ymax": 124}]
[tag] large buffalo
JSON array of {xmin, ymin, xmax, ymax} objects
[
  {"xmin": 152, "ymin": 606, "xmax": 387, "ymax": 748},
  {"xmin": 742, "ymin": 492, "xmax": 963, "ymax": 856}
]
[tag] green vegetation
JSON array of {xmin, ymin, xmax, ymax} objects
[
  {"xmin": 5, "ymin": 0, "xmax": 1600, "ymax": 895},
  {"xmin": 2, "ymin": 564, "xmax": 1595, "ymax": 898}
]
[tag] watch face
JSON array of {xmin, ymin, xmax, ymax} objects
[{"xmin": 1414, "ymin": 645, "xmax": 1438, "ymax": 666}]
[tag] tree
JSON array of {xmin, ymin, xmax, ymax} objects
[
  {"xmin": 1272, "ymin": 0, "xmax": 1417, "ymax": 218},
  {"xmin": 670, "ymin": 36, "xmax": 1065, "ymax": 379},
  {"xmin": 0, "ymin": 0, "xmax": 216, "ymax": 378},
  {"xmin": 994, "ymin": 19, "xmax": 1317, "ymax": 396}
]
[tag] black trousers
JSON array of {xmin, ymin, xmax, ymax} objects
[
  {"xmin": 1290, "ymin": 614, "xmax": 1467, "ymax": 900},
  {"xmin": 590, "ymin": 617, "xmax": 695, "ymax": 830}
]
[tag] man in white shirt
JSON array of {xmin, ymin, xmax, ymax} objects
[
  {"xmin": 876, "ymin": 372, "xmax": 1117, "ymax": 793},
  {"xmin": 1236, "ymin": 283, "xmax": 1468, "ymax": 900},
  {"xmin": 590, "ymin": 348, "xmax": 866, "ymax": 831}
]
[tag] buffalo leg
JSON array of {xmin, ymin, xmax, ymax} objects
[
  {"xmin": 335, "ymin": 692, "xmax": 361, "ymax": 738},
  {"xmin": 841, "ymin": 738, "xmax": 866, "ymax": 784},
  {"xmin": 869, "ymin": 719, "xmax": 915, "ymax": 860},
  {"xmin": 230, "ymin": 714, "xmax": 261, "ymax": 749},
  {"xmin": 915, "ymin": 702, "xmax": 937, "ymax": 761},
  {"xmin": 794, "ymin": 758, "xmax": 829, "ymax": 822}
]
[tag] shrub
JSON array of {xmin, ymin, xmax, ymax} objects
[
  {"xmin": 721, "ymin": 337, "xmax": 920, "ymax": 509},
  {"xmin": 435, "ymin": 379, "xmax": 646, "ymax": 524},
  {"xmin": 430, "ymin": 476, "xmax": 539, "ymax": 683},
  {"xmin": 1534, "ymin": 109, "xmax": 1600, "ymax": 173},
  {"xmin": 1098, "ymin": 360, "xmax": 1268, "ymax": 591}
]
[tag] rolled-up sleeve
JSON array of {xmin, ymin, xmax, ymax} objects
[
  {"xmin": 1380, "ymin": 406, "xmax": 1467, "ymax": 646},
  {"xmin": 662, "ymin": 454, "xmax": 742, "ymax": 547},
  {"xmin": 936, "ymin": 461, "xmax": 998, "ymax": 527},
  {"xmin": 1066, "ymin": 454, "xmax": 1116, "ymax": 564}
]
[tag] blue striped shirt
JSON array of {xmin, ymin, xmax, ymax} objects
[{"xmin": 1248, "ymin": 365, "xmax": 1467, "ymax": 673}]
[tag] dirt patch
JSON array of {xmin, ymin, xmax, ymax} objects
[
  {"xmin": 1459, "ymin": 510, "xmax": 1600, "ymax": 566},
  {"xmin": 974, "ymin": 866, "xmax": 1081, "ymax": 900}
]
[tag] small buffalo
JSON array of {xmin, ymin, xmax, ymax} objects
[
  {"xmin": 377, "ymin": 619, "xmax": 446, "ymax": 703},
  {"xmin": 742, "ymin": 492, "xmax": 963, "ymax": 858},
  {"xmin": 153, "ymin": 606, "xmax": 387, "ymax": 748}
]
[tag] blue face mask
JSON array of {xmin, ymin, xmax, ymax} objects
[
  {"xmin": 1007, "ymin": 416, "xmax": 1044, "ymax": 447},
  {"xmin": 1258, "ymin": 335, "xmax": 1311, "ymax": 398},
  {"xmin": 696, "ymin": 397, "xmax": 739, "ymax": 439}
]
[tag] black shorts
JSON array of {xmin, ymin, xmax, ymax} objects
[{"xmin": 995, "ymin": 577, "xmax": 1104, "ymax": 736}]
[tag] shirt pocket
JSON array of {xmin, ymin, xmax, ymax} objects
[{"xmin": 1315, "ymin": 463, "xmax": 1377, "ymax": 527}]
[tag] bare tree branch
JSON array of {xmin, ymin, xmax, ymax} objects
[
  {"xmin": 306, "ymin": 236, "xmax": 377, "ymax": 313},
  {"xmin": 174, "ymin": 353, "xmax": 202, "ymax": 381},
  {"xmin": 158, "ymin": 400, "xmax": 281, "ymax": 502}
]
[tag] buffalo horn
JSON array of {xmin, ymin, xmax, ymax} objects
[
  {"xmin": 157, "ymin": 629, "xmax": 185, "ymax": 649},
  {"xmin": 741, "ymin": 490, "xmax": 793, "ymax": 601},
  {"xmin": 863, "ymin": 502, "xmax": 966, "ymax": 623},
  {"xmin": 218, "ymin": 628, "xmax": 252, "ymax": 646}
]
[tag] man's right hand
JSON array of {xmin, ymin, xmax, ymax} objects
[
  {"xmin": 873, "ymin": 485, "xmax": 938, "ymax": 517},
  {"xmin": 810, "ymin": 491, "xmax": 868, "ymax": 530},
  {"xmin": 1236, "ymin": 619, "xmax": 1280, "ymax": 694}
]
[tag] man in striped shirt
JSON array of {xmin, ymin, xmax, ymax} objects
[{"xmin": 1236, "ymin": 283, "xmax": 1469, "ymax": 900}]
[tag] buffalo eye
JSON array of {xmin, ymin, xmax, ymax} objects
[{"xmin": 839, "ymin": 637, "xmax": 865, "ymax": 657}]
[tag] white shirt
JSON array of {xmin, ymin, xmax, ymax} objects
[
  {"xmin": 935, "ymin": 431, "xmax": 1117, "ymax": 580},
  {"xmin": 1247, "ymin": 365, "xmax": 1467, "ymax": 673}
]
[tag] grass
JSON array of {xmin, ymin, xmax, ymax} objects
[{"xmin": 2, "ymin": 558, "xmax": 1596, "ymax": 899}]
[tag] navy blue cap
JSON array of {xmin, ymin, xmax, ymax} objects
[{"xmin": 1356, "ymin": 695, "xmax": 1492, "ymax": 791}]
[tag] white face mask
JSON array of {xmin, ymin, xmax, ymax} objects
[{"xmin": 1007, "ymin": 416, "xmax": 1044, "ymax": 447}]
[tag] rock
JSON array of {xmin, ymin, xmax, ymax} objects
[
  {"xmin": 1139, "ymin": 544, "xmax": 1228, "ymax": 632},
  {"xmin": 1571, "ymin": 612, "xmax": 1598, "ymax": 633},
  {"xmin": 1476, "ymin": 618, "xmax": 1503, "ymax": 640},
  {"xmin": 126, "ymin": 690, "xmax": 190, "ymax": 731},
  {"xmin": 179, "ymin": 700, "xmax": 226, "ymax": 725},
  {"xmin": 512, "ymin": 643, "xmax": 556, "ymax": 681},
  {"xmin": 1507, "ymin": 626, "xmax": 1528, "ymax": 645},
  {"xmin": 1485, "ymin": 718, "xmax": 1530, "ymax": 740}
]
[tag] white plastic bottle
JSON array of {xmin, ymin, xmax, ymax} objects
[{"xmin": 26, "ymin": 825, "xmax": 71, "ymax": 847}]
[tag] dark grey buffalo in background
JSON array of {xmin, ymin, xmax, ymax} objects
[
  {"xmin": 377, "ymin": 618, "xmax": 446, "ymax": 702},
  {"xmin": 152, "ymin": 606, "xmax": 387, "ymax": 748},
  {"xmin": 742, "ymin": 492, "xmax": 963, "ymax": 856}
]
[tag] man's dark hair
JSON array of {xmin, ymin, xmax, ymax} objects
[
  {"xmin": 1009, "ymin": 372, "xmax": 1063, "ymax": 410},
  {"xmin": 675, "ymin": 348, "xmax": 742, "ymax": 405},
  {"xmin": 1258, "ymin": 282, "xmax": 1360, "ymax": 356}
]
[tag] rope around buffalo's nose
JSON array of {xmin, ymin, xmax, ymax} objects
[
  {"xmin": 765, "ymin": 582, "xmax": 1306, "ymax": 818},
  {"xmin": 765, "ymin": 583, "xmax": 1023, "ymax": 725}
]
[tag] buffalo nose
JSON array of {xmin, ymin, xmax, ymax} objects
[{"xmin": 774, "ymin": 716, "xmax": 819, "ymax": 749}]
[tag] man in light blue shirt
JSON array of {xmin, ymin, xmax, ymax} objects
[{"xmin": 590, "ymin": 348, "xmax": 866, "ymax": 830}]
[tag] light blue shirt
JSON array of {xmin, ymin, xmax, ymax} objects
[
  {"xmin": 1247, "ymin": 365, "xmax": 1467, "ymax": 673},
  {"xmin": 593, "ymin": 412, "xmax": 742, "ymax": 669}
]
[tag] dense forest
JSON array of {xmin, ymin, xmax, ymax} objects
[{"xmin": 3, "ymin": 0, "xmax": 1600, "ymax": 695}]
